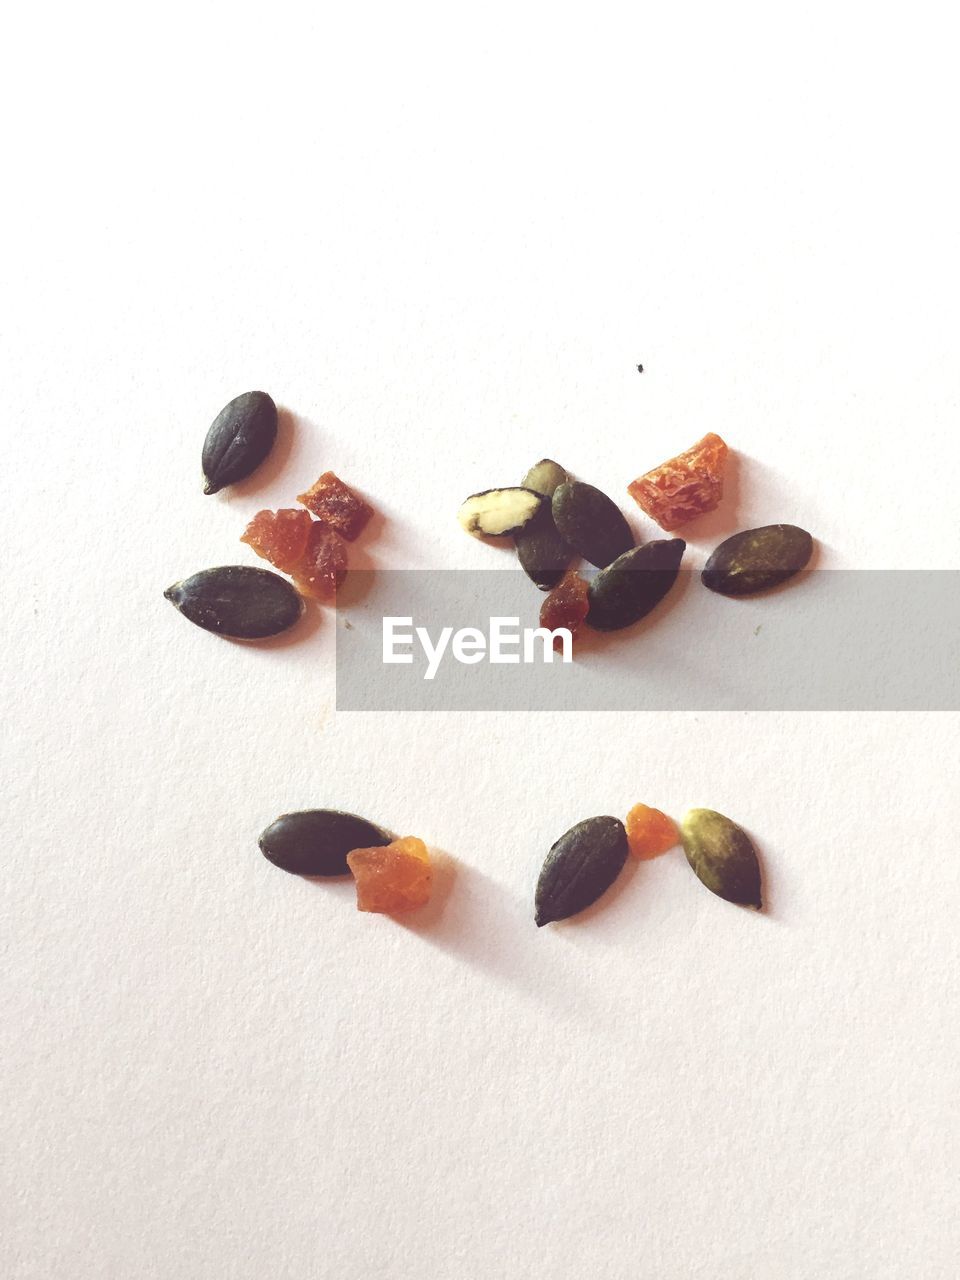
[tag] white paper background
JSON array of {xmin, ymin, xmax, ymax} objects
[{"xmin": 2, "ymin": 4, "xmax": 959, "ymax": 1278}]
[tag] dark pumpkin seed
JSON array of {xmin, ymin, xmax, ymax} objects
[
  {"xmin": 259, "ymin": 809, "xmax": 392, "ymax": 877},
  {"xmin": 516, "ymin": 459, "xmax": 572, "ymax": 588},
  {"xmin": 521, "ymin": 458, "xmax": 567, "ymax": 498},
  {"xmin": 702, "ymin": 524, "xmax": 813, "ymax": 596},
  {"xmin": 202, "ymin": 390, "xmax": 278, "ymax": 495},
  {"xmin": 515, "ymin": 504, "xmax": 573, "ymax": 591},
  {"xmin": 552, "ymin": 481, "xmax": 634, "ymax": 568},
  {"xmin": 164, "ymin": 565, "xmax": 303, "ymax": 639},
  {"xmin": 680, "ymin": 809, "xmax": 762, "ymax": 908},
  {"xmin": 458, "ymin": 487, "xmax": 544, "ymax": 537},
  {"xmin": 535, "ymin": 816, "xmax": 629, "ymax": 926},
  {"xmin": 586, "ymin": 538, "xmax": 686, "ymax": 631}
]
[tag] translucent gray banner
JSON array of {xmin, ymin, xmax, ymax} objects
[{"xmin": 334, "ymin": 571, "xmax": 960, "ymax": 711}]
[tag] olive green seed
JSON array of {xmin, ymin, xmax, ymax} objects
[
  {"xmin": 680, "ymin": 808, "xmax": 762, "ymax": 908},
  {"xmin": 702, "ymin": 524, "xmax": 813, "ymax": 596}
]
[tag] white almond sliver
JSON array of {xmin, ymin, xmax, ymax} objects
[{"xmin": 457, "ymin": 488, "xmax": 544, "ymax": 538}]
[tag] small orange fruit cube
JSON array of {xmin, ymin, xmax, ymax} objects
[
  {"xmin": 240, "ymin": 508, "xmax": 313, "ymax": 572},
  {"xmin": 625, "ymin": 804, "xmax": 679, "ymax": 859},
  {"xmin": 347, "ymin": 837, "xmax": 432, "ymax": 913},
  {"xmin": 627, "ymin": 433, "xmax": 729, "ymax": 531},
  {"xmin": 297, "ymin": 471, "xmax": 373, "ymax": 541},
  {"xmin": 291, "ymin": 523, "xmax": 348, "ymax": 600}
]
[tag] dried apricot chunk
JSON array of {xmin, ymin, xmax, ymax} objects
[
  {"xmin": 627, "ymin": 433, "xmax": 729, "ymax": 531},
  {"xmin": 291, "ymin": 523, "xmax": 348, "ymax": 600},
  {"xmin": 297, "ymin": 471, "xmax": 373, "ymax": 541},
  {"xmin": 240, "ymin": 508, "xmax": 313, "ymax": 572},
  {"xmin": 540, "ymin": 571, "xmax": 589, "ymax": 650},
  {"xmin": 625, "ymin": 804, "xmax": 680, "ymax": 859},
  {"xmin": 347, "ymin": 837, "xmax": 432, "ymax": 913}
]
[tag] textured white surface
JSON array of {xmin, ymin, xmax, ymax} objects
[{"xmin": 2, "ymin": 4, "xmax": 959, "ymax": 1278}]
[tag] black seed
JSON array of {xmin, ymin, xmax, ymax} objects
[
  {"xmin": 680, "ymin": 809, "xmax": 762, "ymax": 909},
  {"xmin": 515, "ymin": 504, "xmax": 573, "ymax": 590},
  {"xmin": 202, "ymin": 390, "xmax": 278, "ymax": 495},
  {"xmin": 521, "ymin": 458, "xmax": 567, "ymax": 498},
  {"xmin": 701, "ymin": 524, "xmax": 814, "ymax": 596},
  {"xmin": 586, "ymin": 538, "xmax": 686, "ymax": 631},
  {"xmin": 535, "ymin": 816, "xmax": 629, "ymax": 926},
  {"xmin": 515, "ymin": 460, "xmax": 572, "ymax": 589},
  {"xmin": 164, "ymin": 565, "xmax": 303, "ymax": 639},
  {"xmin": 552, "ymin": 481, "xmax": 634, "ymax": 568},
  {"xmin": 259, "ymin": 809, "xmax": 392, "ymax": 877}
]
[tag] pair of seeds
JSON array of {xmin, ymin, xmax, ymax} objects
[
  {"xmin": 535, "ymin": 807, "xmax": 762, "ymax": 926},
  {"xmin": 166, "ymin": 391, "xmax": 374, "ymax": 639},
  {"xmin": 259, "ymin": 809, "xmax": 433, "ymax": 914}
]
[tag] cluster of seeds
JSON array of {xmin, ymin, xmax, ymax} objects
[
  {"xmin": 259, "ymin": 808, "xmax": 432, "ymax": 914},
  {"xmin": 458, "ymin": 434, "xmax": 815, "ymax": 647},
  {"xmin": 165, "ymin": 390, "xmax": 376, "ymax": 639},
  {"xmin": 254, "ymin": 801, "xmax": 760, "ymax": 928},
  {"xmin": 535, "ymin": 805, "xmax": 762, "ymax": 927}
]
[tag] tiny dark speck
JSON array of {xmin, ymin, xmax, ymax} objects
[
  {"xmin": 343, "ymin": 619, "xmax": 354, "ymax": 630},
  {"xmin": 636, "ymin": 363, "xmax": 644, "ymax": 373}
]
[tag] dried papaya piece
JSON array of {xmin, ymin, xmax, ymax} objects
[
  {"xmin": 540, "ymin": 571, "xmax": 589, "ymax": 650},
  {"xmin": 347, "ymin": 837, "xmax": 432, "ymax": 913},
  {"xmin": 291, "ymin": 523, "xmax": 348, "ymax": 600},
  {"xmin": 625, "ymin": 804, "xmax": 679, "ymax": 859},
  {"xmin": 298, "ymin": 471, "xmax": 373, "ymax": 541},
  {"xmin": 628, "ymin": 433, "xmax": 729, "ymax": 531},
  {"xmin": 240, "ymin": 508, "xmax": 313, "ymax": 572}
]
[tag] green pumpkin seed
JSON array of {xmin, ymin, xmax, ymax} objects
[
  {"xmin": 202, "ymin": 390, "xmax": 278, "ymax": 495},
  {"xmin": 164, "ymin": 565, "xmax": 303, "ymax": 639},
  {"xmin": 521, "ymin": 458, "xmax": 567, "ymax": 498},
  {"xmin": 458, "ymin": 487, "xmax": 544, "ymax": 538},
  {"xmin": 680, "ymin": 809, "xmax": 762, "ymax": 908},
  {"xmin": 552, "ymin": 481, "xmax": 634, "ymax": 568},
  {"xmin": 586, "ymin": 538, "xmax": 686, "ymax": 630},
  {"xmin": 702, "ymin": 524, "xmax": 813, "ymax": 596},
  {"xmin": 535, "ymin": 816, "xmax": 629, "ymax": 926},
  {"xmin": 259, "ymin": 809, "xmax": 392, "ymax": 877}
]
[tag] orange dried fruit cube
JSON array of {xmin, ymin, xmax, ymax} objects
[
  {"xmin": 625, "ymin": 804, "xmax": 680, "ymax": 859},
  {"xmin": 347, "ymin": 837, "xmax": 432, "ymax": 914},
  {"xmin": 540, "ymin": 571, "xmax": 589, "ymax": 650},
  {"xmin": 240, "ymin": 508, "xmax": 313, "ymax": 573},
  {"xmin": 291, "ymin": 523, "xmax": 348, "ymax": 600},
  {"xmin": 627, "ymin": 432, "xmax": 729, "ymax": 531},
  {"xmin": 297, "ymin": 471, "xmax": 373, "ymax": 541}
]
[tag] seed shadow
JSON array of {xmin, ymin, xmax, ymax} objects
[
  {"xmin": 337, "ymin": 563, "xmax": 378, "ymax": 609},
  {"xmin": 220, "ymin": 405, "xmax": 300, "ymax": 500},
  {"xmin": 302, "ymin": 873, "xmax": 354, "ymax": 894},
  {"xmin": 396, "ymin": 859, "xmax": 595, "ymax": 1018},
  {"xmin": 553, "ymin": 851, "xmax": 690, "ymax": 950},
  {"xmin": 748, "ymin": 828, "xmax": 778, "ymax": 921},
  {"xmin": 572, "ymin": 566, "xmax": 695, "ymax": 659}
]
